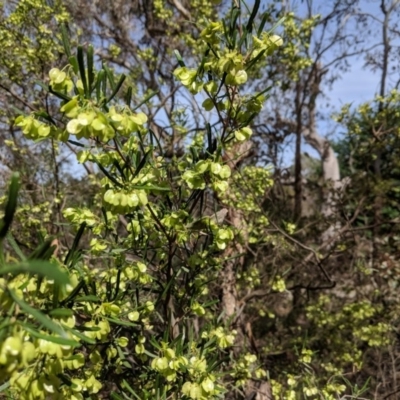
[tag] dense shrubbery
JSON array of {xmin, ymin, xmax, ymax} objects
[
  {"xmin": 0, "ymin": 5, "xmax": 281, "ymax": 399},
  {"xmin": 0, "ymin": 1, "xmax": 399, "ymax": 399}
]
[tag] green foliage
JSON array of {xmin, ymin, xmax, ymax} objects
[
  {"xmin": 333, "ymin": 90, "xmax": 400, "ymax": 227},
  {"xmin": 0, "ymin": 0, "xmax": 69, "ymax": 84},
  {"xmin": 1, "ymin": 1, "xmax": 399, "ymax": 399},
  {"xmin": 0, "ymin": 3, "xmax": 283, "ymax": 399}
]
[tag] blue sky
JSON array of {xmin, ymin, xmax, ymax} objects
[
  {"xmin": 297, "ymin": 62, "xmax": 381, "ymax": 165},
  {"xmin": 287, "ymin": 0, "xmax": 397, "ymax": 165},
  {"xmin": 296, "ymin": 63, "xmax": 378, "ymax": 164},
  {"xmin": 66, "ymin": 0, "xmax": 395, "ymax": 174},
  {"xmin": 316, "ymin": 0, "xmax": 387, "ymax": 105},
  {"xmin": 331, "ymin": 65, "xmax": 380, "ymax": 104}
]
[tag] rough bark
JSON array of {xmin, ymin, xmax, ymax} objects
[
  {"xmin": 221, "ymin": 141, "xmax": 251, "ymax": 326},
  {"xmin": 221, "ymin": 141, "xmax": 273, "ymax": 399},
  {"xmin": 302, "ymin": 118, "xmax": 342, "ymax": 242},
  {"xmin": 372, "ymin": 0, "xmax": 391, "ymax": 267},
  {"xmin": 277, "ymin": 64, "xmax": 342, "ymax": 242},
  {"xmin": 293, "ymin": 82, "xmax": 303, "ymax": 221}
]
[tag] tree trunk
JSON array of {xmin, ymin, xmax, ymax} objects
[
  {"xmin": 276, "ymin": 64, "xmax": 342, "ymax": 242},
  {"xmin": 221, "ymin": 141, "xmax": 274, "ymax": 399},
  {"xmin": 294, "ymin": 82, "xmax": 303, "ymax": 221}
]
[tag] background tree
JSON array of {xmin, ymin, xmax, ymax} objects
[{"xmin": 1, "ymin": 0, "xmax": 400, "ymax": 399}]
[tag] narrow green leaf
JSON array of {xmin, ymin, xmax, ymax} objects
[
  {"xmin": 0, "ymin": 173, "xmax": 20, "ymax": 238},
  {"xmin": 0, "ymin": 380, "xmax": 10, "ymax": 393},
  {"xmin": 58, "ymin": 373, "xmax": 72, "ymax": 386},
  {"xmin": 74, "ymin": 295, "xmax": 101, "ymax": 302},
  {"xmin": 246, "ymin": 0, "xmax": 261, "ymax": 33},
  {"xmin": 113, "ymin": 159, "xmax": 126, "ymax": 181},
  {"xmin": 241, "ymin": 111, "xmax": 257, "ymax": 126},
  {"xmin": 267, "ymin": 15, "xmax": 286, "ymax": 35},
  {"xmin": 159, "ymin": 272, "xmax": 179, "ymax": 305},
  {"xmin": 28, "ymin": 238, "xmax": 56, "ymax": 260},
  {"xmin": 6, "ymin": 233, "xmax": 26, "ymax": 261},
  {"xmin": 146, "ymin": 349, "xmax": 160, "ymax": 360},
  {"xmin": 87, "ymin": 44, "xmax": 95, "ymax": 93},
  {"xmin": 0, "ymin": 260, "xmax": 70, "ymax": 285},
  {"xmin": 245, "ymin": 48, "xmax": 267, "ymax": 71},
  {"xmin": 202, "ymin": 299, "xmax": 219, "ymax": 308},
  {"xmin": 241, "ymin": 1, "xmax": 251, "ymax": 15},
  {"xmin": 222, "ymin": 19, "xmax": 230, "ymax": 48},
  {"xmin": 144, "ymin": 337, "xmax": 159, "ymax": 354},
  {"xmin": 206, "ymin": 42, "xmax": 220, "ymax": 60},
  {"xmin": 52, "ymin": 283, "xmax": 59, "ymax": 310},
  {"xmin": 68, "ymin": 55, "xmax": 79, "ymax": 75},
  {"xmin": 9, "ymin": 290, "xmax": 68, "ymax": 337},
  {"xmin": 63, "ymin": 326, "xmax": 97, "ymax": 344},
  {"xmin": 131, "ymin": 184, "xmax": 170, "ymax": 192},
  {"xmin": 77, "ymin": 46, "xmax": 88, "ymax": 97},
  {"xmin": 122, "ymin": 380, "xmax": 141, "ymax": 400},
  {"xmin": 206, "ymin": 123, "xmax": 213, "ymax": 153},
  {"xmin": 107, "ymin": 74, "xmax": 126, "ymax": 103},
  {"xmin": 21, "ymin": 323, "xmax": 80, "ymax": 347},
  {"xmin": 60, "ymin": 24, "xmax": 71, "ymax": 57},
  {"xmin": 105, "ymin": 317, "xmax": 138, "ymax": 328},
  {"xmin": 190, "ymin": 146, "xmax": 198, "ymax": 162},
  {"xmin": 110, "ymin": 268, "xmax": 122, "ymax": 302},
  {"xmin": 35, "ymin": 80, "xmax": 49, "ymax": 91},
  {"xmin": 148, "ymin": 128, "xmax": 163, "ymax": 155},
  {"xmin": 252, "ymin": 86, "xmax": 272, "ymax": 100},
  {"xmin": 238, "ymin": 29, "xmax": 251, "ymax": 49},
  {"xmin": 125, "ymin": 86, "xmax": 132, "ymax": 107},
  {"xmin": 49, "ymin": 87, "xmax": 72, "ymax": 102},
  {"xmin": 48, "ymin": 308, "xmax": 73, "ymax": 318},
  {"xmin": 33, "ymin": 111, "xmax": 55, "ymax": 124},
  {"xmin": 131, "ymin": 90, "xmax": 158, "ymax": 112},
  {"xmin": 96, "ymin": 162, "xmax": 123, "ymax": 188},
  {"xmin": 231, "ymin": 22, "xmax": 239, "ymax": 48},
  {"xmin": 11, "ymin": 105, "xmax": 27, "ymax": 116},
  {"xmin": 197, "ymin": 48, "xmax": 210, "ymax": 75},
  {"xmin": 174, "ymin": 50, "xmax": 185, "ymax": 67},
  {"xmin": 132, "ymin": 150, "xmax": 151, "ymax": 180},
  {"xmin": 207, "ymin": 356, "xmax": 225, "ymax": 373},
  {"xmin": 64, "ymin": 222, "xmax": 86, "ymax": 267},
  {"xmin": 111, "ymin": 393, "xmax": 125, "ymax": 400},
  {"xmin": 257, "ymin": 12, "xmax": 270, "ymax": 36},
  {"xmin": 101, "ymin": 66, "xmax": 108, "ymax": 96},
  {"xmin": 60, "ymin": 279, "xmax": 86, "ymax": 305},
  {"xmin": 67, "ymin": 139, "xmax": 85, "ymax": 147},
  {"xmin": 75, "ymin": 328, "xmax": 99, "ymax": 337},
  {"xmin": 0, "ymin": 316, "xmax": 11, "ymax": 331},
  {"xmin": 96, "ymin": 69, "xmax": 105, "ymax": 101},
  {"xmin": 230, "ymin": 7, "xmax": 240, "ymax": 34},
  {"xmin": 104, "ymin": 64, "xmax": 116, "ymax": 90}
]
